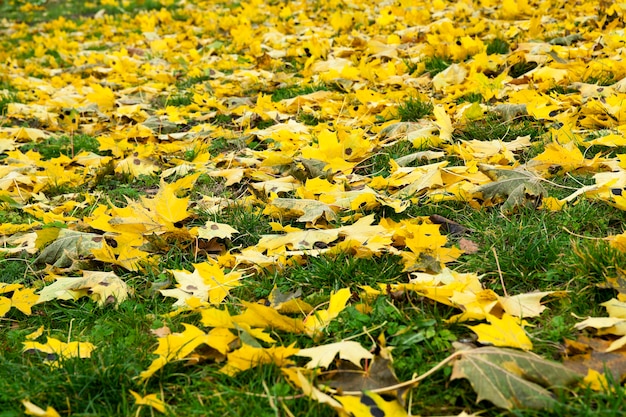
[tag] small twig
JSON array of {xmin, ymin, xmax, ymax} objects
[
  {"xmin": 492, "ymin": 247, "xmax": 507, "ymax": 297},
  {"xmin": 68, "ymin": 318, "xmax": 74, "ymax": 344}
]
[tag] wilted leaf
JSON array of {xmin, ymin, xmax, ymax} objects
[
  {"xmin": 459, "ymin": 238, "xmax": 480, "ymax": 254},
  {"xmin": 266, "ymin": 197, "xmax": 339, "ymax": 223},
  {"xmin": 33, "ymin": 229, "xmax": 103, "ymax": 268},
  {"xmin": 268, "ymin": 286, "xmax": 314, "ymax": 314},
  {"xmin": 451, "ymin": 346, "xmax": 581, "ymax": 410},
  {"xmin": 322, "ymin": 355, "xmax": 400, "ymax": 394},
  {"xmin": 37, "ymin": 270, "xmax": 129, "ymax": 307},
  {"xmin": 475, "ymin": 165, "xmax": 547, "ymax": 212},
  {"xmin": 562, "ymin": 336, "xmax": 626, "ymax": 382}
]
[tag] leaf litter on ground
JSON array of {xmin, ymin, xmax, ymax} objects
[{"xmin": 0, "ymin": 0, "xmax": 626, "ymax": 415}]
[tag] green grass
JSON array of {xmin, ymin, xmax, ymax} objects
[
  {"xmin": 2, "ymin": 1, "xmax": 626, "ymax": 417},
  {"xmin": 423, "ymin": 56, "xmax": 452, "ymax": 76},
  {"xmin": 271, "ymin": 83, "xmax": 329, "ymax": 102},
  {"xmin": 0, "ymin": 0, "xmax": 178, "ymax": 23},
  {"xmin": 454, "ymin": 113, "xmax": 545, "ymax": 143},
  {"xmin": 396, "ymin": 96, "xmax": 433, "ymax": 122},
  {"xmin": 486, "ymin": 38, "xmax": 510, "ymax": 55},
  {"xmin": 583, "ymin": 72, "xmax": 616, "ymax": 86},
  {"xmin": 509, "ymin": 61, "xmax": 539, "ymax": 78},
  {"xmin": 19, "ymin": 134, "xmax": 100, "ymax": 159},
  {"xmin": 456, "ymin": 92, "xmax": 484, "ymax": 104}
]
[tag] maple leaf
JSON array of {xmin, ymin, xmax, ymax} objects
[
  {"xmin": 304, "ymin": 288, "xmax": 352, "ymax": 335},
  {"xmin": 10, "ymin": 287, "xmax": 40, "ymax": 315},
  {"xmin": 37, "ymin": 270, "xmax": 129, "ymax": 307},
  {"xmin": 220, "ymin": 343, "xmax": 300, "ymax": 376},
  {"xmin": 23, "ymin": 336, "xmax": 96, "ymax": 366},
  {"xmin": 33, "ymin": 229, "xmax": 103, "ymax": 269},
  {"xmin": 22, "ymin": 400, "xmax": 61, "ymax": 417},
  {"xmin": 475, "ymin": 164, "xmax": 547, "ymax": 212},
  {"xmin": 140, "ymin": 324, "xmax": 236, "ymax": 380},
  {"xmin": 129, "ymin": 391, "xmax": 167, "ymax": 413},
  {"xmin": 195, "ymin": 221, "xmax": 239, "ymax": 240},
  {"xmin": 335, "ymin": 391, "xmax": 407, "ymax": 417},
  {"xmin": 498, "ymin": 291, "xmax": 563, "ymax": 318},
  {"xmin": 297, "ymin": 341, "xmax": 373, "ymax": 369},
  {"xmin": 451, "ymin": 347, "xmax": 581, "ymax": 410},
  {"xmin": 468, "ymin": 313, "xmax": 533, "ymax": 350},
  {"xmin": 268, "ymin": 287, "xmax": 314, "ymax": 314},
  {"xmin": 264, "ymin": 197, "xmax": 339, "ymax": 224},
  {"xmin": 160, "ymin": 261, "xmax": 242, "ymax": 308}
]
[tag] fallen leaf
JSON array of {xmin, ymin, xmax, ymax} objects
[
  {"xmin": 335, "ymin": 391, "xmax": 407, "ymax": 417},
  {"xmin": 37, "ymin": 270, "xmax": 129, "ymax": 307},
  {"xmin": 475, "ymin": 165, "xmax": 547, "ymax": 212},
  {"xmin": 322, "ymin": 355, "xmax": 401, "ymax": 395},
  {"xmin": 22, "ymin": 400, "xmax": 61, "ymax": 417},
  {"xmin": 459, "ymin": 238, "xmax": 480, "ymax": 254},
  {"xmin": 498, "ymin": 291, "xmax": 562, "ymax": 318},
  {"xmin": 563, "ymin": 336, "xmax": 626, "ymax": 382},
  {"xmin": 451, "ymin": 346, "xmax": 581, "ymax": 410},
  {"xmin": 23, "ymin": 336, "xmax": 96, "ymax": 366},
  {"xmin": 468, "ymin": 314, "xmax": 533, "ymax": 350},
  {"xmin": 33, "ymin": 229, "xmax": 103, "ymax": 268},
  {"xmin": 297, "ymin": 341, "xmax": 373, "ymax": 369},
  {"xmin": 129, "ymin": 391, "xmax": 167, "ymax": 413}
]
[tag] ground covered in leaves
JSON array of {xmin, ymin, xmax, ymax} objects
[{"xmin": 1, "ymin": 0, "xmax": 626, "ymax": 415}]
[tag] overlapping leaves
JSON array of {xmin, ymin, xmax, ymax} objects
[{"xmin": 1, "ymin": 0, "xmax": 626, "ymax": 415}]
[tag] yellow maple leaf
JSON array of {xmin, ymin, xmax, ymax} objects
[
  {"xmin": 582, "ymin": 369, "xmax": 611, "ymax": 392},
  {"xmin": 220, "ymin": 343, "xmax": 299, "ymax": 376},
  {"xmin": 11, "ymin": 287, "xmax": 39, "ymax": 315},
  {"xmin": 140, "ymin": 324, "xmax": 233, "ymax": 380},
  {"xmin": 22, "ymin": 400, "xmax": 61, "ymax": 417},
  {"xmin": 304, "ymin": 288, "xmax": 351, "ymax": 335},
  {"xmin": 301, "ymin": 129, "xmax": 357, "ymax": 172},
  {"xmin": 336, "ymin": 391, "xmax": 407, "ymax": 417},
  {"xmin": 297, "ymin": 340, "xmax": 373, "ymax": 369},
  {"xmin": 129, "ymin": 391, "xmax": 167, "ymax": 413},
  {"xmin": 468, "ymin": 313, "xmax": 533, "ymax": 350},
  {"xmin": 0, "ymin": 296, "xmax": 11, "ymax": 317},
  {"xmin": 237, "ymin": 301, "xmax": 305, "ymax": 333},
  {"xmin": 161, "ymin": 261, "xmax": 242, "ymax": 308},
  {"xmin": 498, "ymin": 291, "xmax": 563, "ymax": 318},
  {"xmin": 23, "ymin": 337, "xmax": 96, "ymax": 366},
  {"xmin": 36, "ymin": 270, "xmax": 129, "ymax": 307}
]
